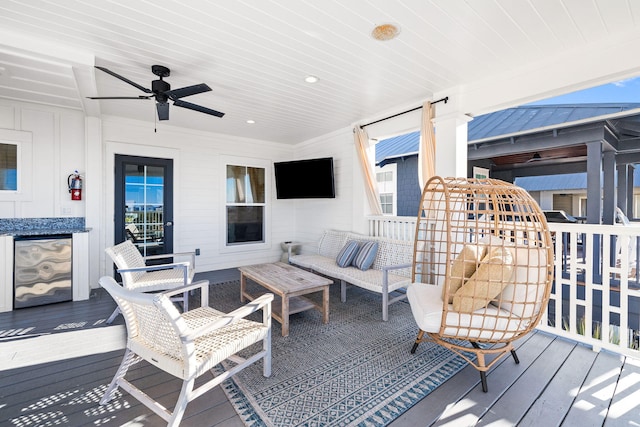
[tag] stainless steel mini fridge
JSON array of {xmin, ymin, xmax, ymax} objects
[{"xmin": 14, "ymin": 235, "xmax": 72, "ymax": 308}]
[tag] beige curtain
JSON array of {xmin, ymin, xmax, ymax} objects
[
  {"xmin": 354, "ymin": 126, "xmax": 383, "ymax": 215},
  {"xmin": 418, "ymin": 100, "xmax": 436, "ymax": 190}
]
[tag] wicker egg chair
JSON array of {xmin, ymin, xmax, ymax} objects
[{"xmin": 407, "ymin": 176, "xmax": 553, "ymax": 392}]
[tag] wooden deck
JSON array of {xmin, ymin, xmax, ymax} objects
[{"xmin": 1, "ymin": 269, "xmax": 639, "ymax": 426}]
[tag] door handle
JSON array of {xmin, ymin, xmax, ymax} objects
[{"xmin": 165, "ymin": 221, "xmax": 173, "ymax": 227}]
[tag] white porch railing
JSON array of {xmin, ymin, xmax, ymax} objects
[
  {"xmin": 367, "ymin": 215, "xmax": 640, "ymax": 359},
  {"xmin": 367, "ymin": 215, "xmax": 417, "ymax": 241}
]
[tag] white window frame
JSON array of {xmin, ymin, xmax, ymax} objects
[
  {"xmin": 375, "ymin": 163, "xmax": 397, "ymax": 216},
  {"xmin": 220, "ymin": 155, "xmax": 270, "ymax": 253},
  {"xmin": 0, "ymin": 130, "xmax": 32, "ymax": 201}
]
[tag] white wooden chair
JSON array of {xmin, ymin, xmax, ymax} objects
[
  {"xmin": 99, "ymin": 276, "xmax": 273, "ymax": 427},
  {"xmin": 407, "ymin": 176, "xmax": 554, "ymax": 392},
  {"xmin": 105, "ymin": 240, "xmax": 196, "ymax": 323}
]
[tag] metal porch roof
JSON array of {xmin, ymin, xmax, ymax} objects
[{"xmin": 375, "ymin": 103, "xmax": 640, "ymax": 165}]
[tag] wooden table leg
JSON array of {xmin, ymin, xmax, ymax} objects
[
  {"xmin": 322, "ymin": 285, "xmax": 329, "ymax": 324},
  {"xmin": 281, "ymin": 294, "xmax": 289, "ymax": 337},
  {"xmin": 240, "ymin": 273, "xmax": 246, "ymax": 302}
]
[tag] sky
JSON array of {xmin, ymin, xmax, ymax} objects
[{"xmin": 527, "ymin": 77, "xmax": 640, "ymax": 105}]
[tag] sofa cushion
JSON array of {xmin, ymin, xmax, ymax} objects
[
  {"xmin": 452, "ymin": 246, "xmax": 514, "ymax": 313},
  {"xmin": 336, "ymin": 240, "xmax": 360, "ymax": 267},
  {"xmin": 352, "ymin": 241, "xmax": 379, "ymax": 271},
  {"xmin": 444, "ymin": 243, "xmax": 486, "ymax": 303}
]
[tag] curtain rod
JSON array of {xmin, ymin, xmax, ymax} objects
[{"xmin": 360, "ymin": 96, "xmax": 449, "ymax": 129}]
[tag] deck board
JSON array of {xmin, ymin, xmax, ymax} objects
[
  {"xmin": 562, "ymin": 350, "xmax": 624, "ymax": 426},
  {"xmin": 479, "ymin": 336, "xmax": 576, "ymax": 425},
  {"xmin": 431, "ymin": 332, "xmax": 554, "ymax": 426},
  {"xmin": 606, "ymin": 357, "xmax": 640, "ymax": 424},
  {"xmin": 389, "ymin": 332, "xmax": 538, "ymax": 427},
  {"xmin": 518, "ymin": 341, "xmax": 597, "ymax": 427},
  {"xmin": 1, "ymin": 268, "xmax": 638, "ymax": 426}
]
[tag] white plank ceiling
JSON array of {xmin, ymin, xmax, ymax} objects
[{"xmin": 1, "ymin": 0, "xmax": 640, "ymax": 143}]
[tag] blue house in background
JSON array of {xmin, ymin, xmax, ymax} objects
[{"xmin": 375, "ymin": 103, "xmax": 640, "ymax": 220}]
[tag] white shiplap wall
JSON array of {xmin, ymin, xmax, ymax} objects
[
  {"xmin": 0, "ymin": 99, "xmax": 86, "ymax": 219},
  {"xmin": 0, "ymin": 97, "xmax": 377, "ymax": 284},
  {"xmin": 291, "ymin": 127, "xmax": 368, "ymax": 248},
  {"xmin": 100, "ymin": 116, "xmax": 297, "ymax": 275}
]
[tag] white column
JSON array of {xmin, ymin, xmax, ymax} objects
[
  {"xmin": 0, "ymin": 235, "xmax": 13, "ymax": 312},
  {"xmin": 72, "ymin": 231, "xmax": 90, "ymax": 301},
  {"xmin": 539, "ymin": 192, "xmax": 554, "ymax": 210},
  {"xmin": 85, "ymin": 116, "xmax": 103, "ymax": 288},
  {"xmin": 433, "ymin": 111, "xmax": 472, "ymax": 178}
]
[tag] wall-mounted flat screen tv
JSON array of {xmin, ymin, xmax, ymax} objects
[{"xmin": 274, "ymin": 157, "xmax": 335, "ymax": 199}]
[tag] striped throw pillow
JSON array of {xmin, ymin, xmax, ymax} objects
[
  {"xmin": 336, "ymin": 240, "xmax": 360, "ymax": 267},
  {"xmin": 352, "ymin": 241, "xmax": 379, "ymax": 271}
]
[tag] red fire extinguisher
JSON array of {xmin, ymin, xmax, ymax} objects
[{"xmin": 68, "ymin": 171, "xmax": 82, "ymax": 201}]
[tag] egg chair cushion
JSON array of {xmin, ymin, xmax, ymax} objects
[
  {"xmin": 444, "ymin": 243, "xmax": 487, "ymax": 303},
  {"xmin": 492, "ymin": 245, "xmax": 549, "ymax": 318},
  {"xmin": 407, "ymin": 282, "xmax": 524, "ymax": 341},
  {"xmin": 452, "ymin": 246, "xmax": 514, "ymax": 313}
]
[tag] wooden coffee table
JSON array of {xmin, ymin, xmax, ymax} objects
[{"xmin": 238, "ymin": 262, "xmax": 332, "ymax": 337}]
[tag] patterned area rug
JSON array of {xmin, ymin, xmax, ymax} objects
[{"xmin": 208, "ymin": 279, "xmax": 467, "ymax": 427}]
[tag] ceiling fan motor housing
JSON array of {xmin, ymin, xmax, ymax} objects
[{"xmin": 152, "ymin": 79, "xmax": 170, "ymax": 102}]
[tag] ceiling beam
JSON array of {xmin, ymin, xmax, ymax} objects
[{"xmin": 468, "ymin": 123, "xmax": 607, "ymax": 161}]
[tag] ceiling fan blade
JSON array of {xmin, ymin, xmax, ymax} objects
[
  {"xmin": 87, "ymin": 96, "xmax": 151, "ymax": 100},
  {"xmin": 157, "ymin": 102, "xmax": 169, "ymax": 121},
  {"xmin": 95, "ymin": 66, "xmax": 152, "ymax": 94},
  {"xmin": 165, "ymin": 83, "xmax": 211, "ymax": 100},
  {"xmin": 173, "ymin": 99, "xmax": 225, "ymax": 117}
]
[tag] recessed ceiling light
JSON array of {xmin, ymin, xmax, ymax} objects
[
  {"xmin": 246, "ymin": 119, "xmax": 255, "ymax": 124},
  {"xmin": 371, "ymin": 23, "xmax": 401, "ymax": 41},
  {"xmin": 304, "ymin": 75, "xmax": 319, "ymax": 84}
]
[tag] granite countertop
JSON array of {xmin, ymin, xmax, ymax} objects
[
  {"xmin": 0, "ymin": 217, "xmax": 90, "ymax": 237},
  {"xmin": 1, "ymin": 228, "xmax": 91, "ymax": 237}
]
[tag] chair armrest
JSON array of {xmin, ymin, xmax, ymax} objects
[
  {"xmin": 162, "ymin": 279, "xmax": 210, "ymax": 298},
  {"xmin": 382, "ymin": 263, "xmax": 413, "ymax": 272},
  {"xmin": 183, "ymin": 293, "xmax": 274, "ymax": 342},
  {"xmin": 161, "ymin": 279, "xmax": 210, "ymax": 308},
  {"xmin": 117, "ymin": 261, "xmax": 190, "ymax": 274},
  {"xmin": 118, "ymin": 262, "xmax": 191, "ymax": 287},
  {"xmin": 144, "ymin": 251, "xmax": 196, "ymax": 270},
  {"xmin": 382, "ymin": 263, "xmax": 413, "ymax": 288}
]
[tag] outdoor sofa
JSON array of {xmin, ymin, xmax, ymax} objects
[{"xmin": 288, "ymin": 229, "xmax": 413, "ymax": 321}]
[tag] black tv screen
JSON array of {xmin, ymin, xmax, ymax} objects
[{"xmin": 274, "ymin": 157, "xmax": 335, "ymax": 199}]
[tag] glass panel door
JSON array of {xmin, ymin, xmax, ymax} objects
[{"xmin": 115, "ymin": 155, "xmax": 173, "ymax": 257}]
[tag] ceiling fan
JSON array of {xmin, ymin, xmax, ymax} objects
[
  {"xmin": 88, "ymin": 65, "xmax": 225, "ymax": 121},
  {"xmin": 525, "ymin": 152, "xmax": 566, "ymax": 163}
]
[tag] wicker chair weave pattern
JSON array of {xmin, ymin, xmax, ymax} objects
[
  {"xmin": 411, "ymin": 176, "xmax": 553, "ymax": 343},
  {"xmin": 408, "ymin": 177, "xmax": 554, "ymax": 390},
  {"xmin": 99, "ymin": 276, "xmax": 272, "ymax": 424},
  {"xmin": 369, "ymin": 238, "xmax": 413, "ymax": 278},
  {"xmin": 107, "ymin": 240, "xmax": 147, "ymax": 283},
  {"xmin": 121, "ymin": 296, "xmax": 270, "ymax": 368},
  {"xmin": 317, "ymin": 230, "xmax": 349, "ymax": 258},
  {"xmin": 128, "ymin": 269, "xmax": 191, "ymax": 293}
]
